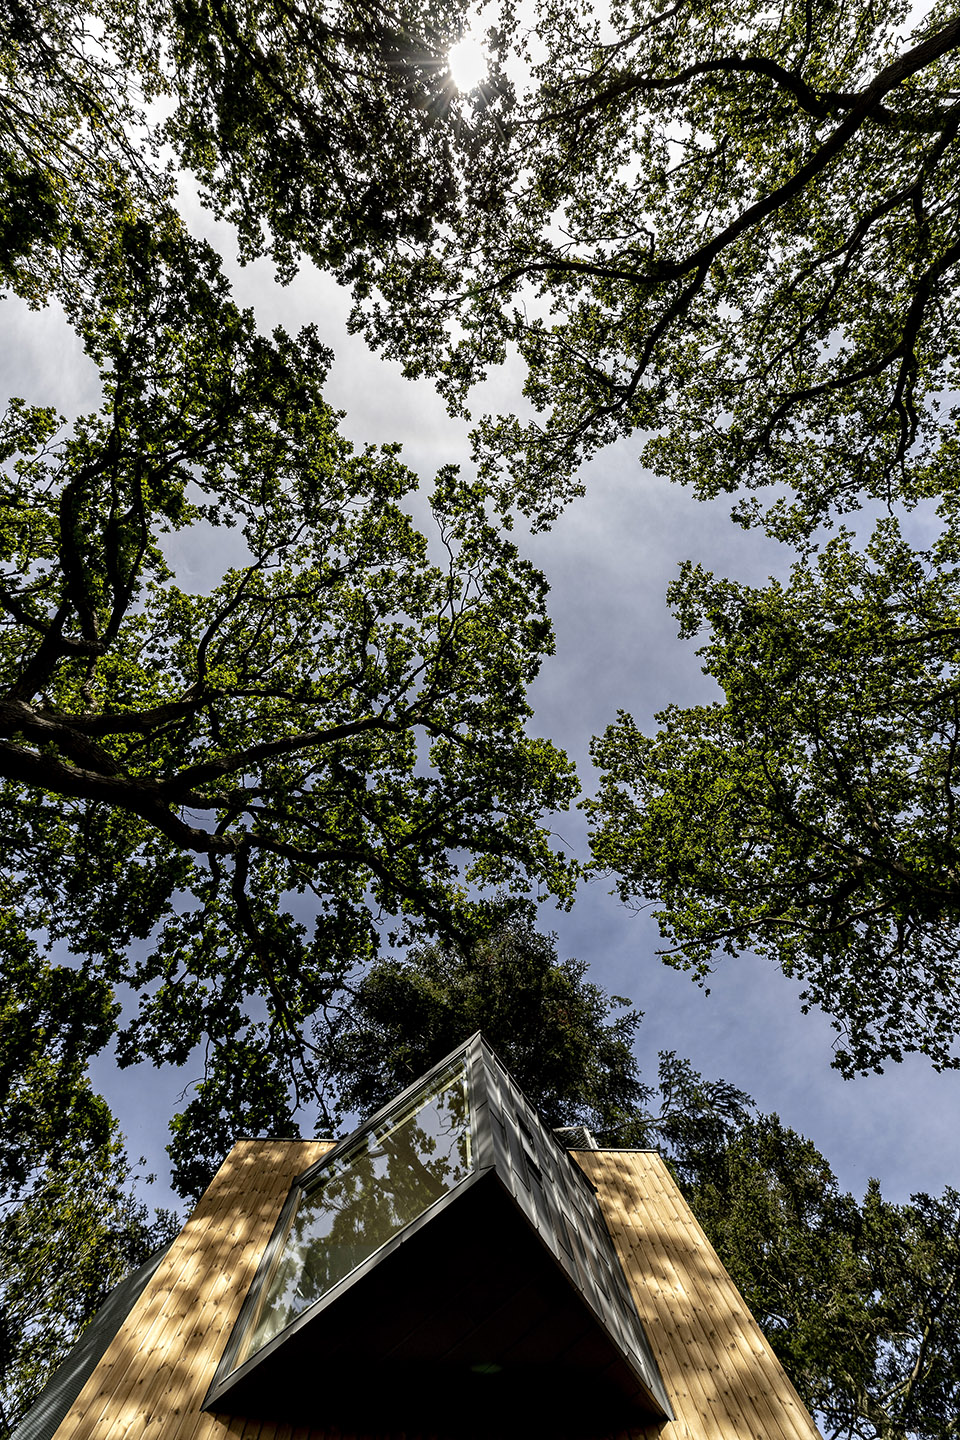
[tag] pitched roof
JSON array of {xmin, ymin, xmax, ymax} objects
[{"xmin": 40, "ymin": 1137, "xmax": 822, "ymax": 1440}]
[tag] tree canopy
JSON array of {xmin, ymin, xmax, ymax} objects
[
  {"xmin": 0, "ymin": 0, "xmax": 173, "ymax": 304},
  {"xmin": 14, "ymin": 0, "xmax": 960, "ymax": 535},
  {"xmin": 587, "ymin": 521, "xmax": 960, "ymax": 1074},
  {"xmin": 321, "ymin": 895, "xmax": 650, "ymax": 1131},
  {"xmin": 687, "ymin": 1117, "xmax": 960, "ymax": 1440},
  {"xmin": 163, "ymin": 0, "xmax": 515, "ymax": 284},
  {"xmin": 10, "ymin": 0, "xmax": 960, "ymax": 1091},
  {"xmin": 121, "ymin": 0, "xmax": 960, "ymax": 1076},
  {"xmin": 141, "ymin": 0, "xmax": 960, "ymax": 537},
  {"xmin": 0, "ymin": 211, "xmax": 578, "ymax": 1189},
  {"xmin": 370, "ymin": 0, "xmax": 960, "ymax": 539},
  {"xmin": 6, "ymin": 2, "xmax": 960, "ymax": 1435}
]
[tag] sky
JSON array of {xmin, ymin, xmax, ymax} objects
[{"xmin": 5, "ymin": 180, "xmax": 960, "ymax": 1220}]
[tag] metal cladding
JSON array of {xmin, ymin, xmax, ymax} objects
[{"xmin": 472, "ymin": 1036, "xmax": 672, "ymax": 1419}]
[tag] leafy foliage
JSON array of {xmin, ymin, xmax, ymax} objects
[
  {"xmin": 162, "ymin": 0, "xmax": 515, "ymax": 283},
  {"xmin": 588, "ymin": 520, "xmax": 960, "ymax": 1074},
  {"xmin": 0, "ymin": 218, "xmax": 577, "ymax": 1195},
  {"xmin": 323, "ymin": 896, "xmax": 649, "ymax": 1132},
  {"xmin": 0, "ymin": 1139, "xmax": 178, "ymax": 1440},
  {"xmin": 0, "ymin": 0, "xmax": 171, "ymax": 304},
  {"xmin": 687, "ymin": 1118, "xmax": 960, "ymax": 1440},
  {"xmin": 0, "ymin": 921, "xmax": 177, "ymax": 1440},
  {"xmin": 0, "ymin": 921, "xmax": 116, "ymax": 1199},
  {"xmin": 158, "ymin": 0, "xmax": 960, "ymax": 537}
]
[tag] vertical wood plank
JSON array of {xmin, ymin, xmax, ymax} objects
[
  {"xmin": 573, "ymin": 1150, "xmax": 824, "ymax": 1440},
  {"xmin": 53, "ymin": 1140, "xmax": 332, "ymax": 1440},
  {"xmin": 50, "ymin": 1139, "xmax": 822, "ymax": 1440}
]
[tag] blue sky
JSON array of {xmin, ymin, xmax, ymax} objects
[{"xmin": 6, "ymin": 190, "xmax": 960, "ymax": 1217}]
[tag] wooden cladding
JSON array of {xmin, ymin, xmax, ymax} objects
[
  {"xmin": 51, "ymin": 1140, "xmax": 334, "ymax": 1440},
  {"xmin": 51, "ymin": 1141, "xmax": 822, "ymax": 1440},
  {"xmin": 574, "ymin": 1149, "xmax": 823, "ymax": 1440}
]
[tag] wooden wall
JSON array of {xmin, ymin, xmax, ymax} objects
[
  {"xmin": 52, "ymin": 1142, "xmax": 822, "ymax": 1440},
  {"xmin": 51, "ymin": 1140, "xmax": 334, "ymax": 1440},
  {"xmin": 575, "ymin": 1149, "xmax": 823, "ymax": 1440}
]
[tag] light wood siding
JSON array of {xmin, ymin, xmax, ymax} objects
[
  {"xmin": 53, "ymin": 1141, "xmax": 823, "ymax": 1440},
  {"xmin": 51, "ymin": 1140, "xmax": 334, "ymax": 1440},
  {"xmin": 573, "ymin": 1149, "xmax": 823, "ymax": 1440}
]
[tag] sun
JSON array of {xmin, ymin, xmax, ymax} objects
[{"xmin": 448, "ymin": 29, "xmax": 489, "ymax": 92}]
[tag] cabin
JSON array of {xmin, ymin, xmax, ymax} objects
[{"xmin": 18, "ymin": 1034, "xmax": 822, "ymax": 1440}]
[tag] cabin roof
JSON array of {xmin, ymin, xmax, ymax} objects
[{"xmin": 30, "ymin": 1135, "xmax": 822, "ymax": 1440}]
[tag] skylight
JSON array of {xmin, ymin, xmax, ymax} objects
[{"xmin": 233, "ymin": 1057, "xmax": 473, "ymax": 1367}]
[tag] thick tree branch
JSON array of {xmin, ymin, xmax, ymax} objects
[
  {"xmin": 0, "ymin": 739, "xmax": 230, "ymax": 854},
  {"xmin": 487, "ymin": 18, "xmax": 960, "ymax": 298}
]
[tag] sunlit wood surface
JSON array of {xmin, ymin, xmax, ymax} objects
[
  {"xmin": 575, "ymin": 1149, "xmax": 824, "ymax": 1440},
  {"xmin": 51, "ymin": 1139, "xmax": 334, "ymax": 1440},
  {"xmin": 52, "ymin": 1141, "xmax": 822, "ymax": 1440}
]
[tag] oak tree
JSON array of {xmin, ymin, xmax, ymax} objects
[
  {"xmin": 151, "ymin": 0, "xmax": 960, "ymax": 536},
  {"xmin": 359, "ymin": 0, "xmax": 960, "ymax": 538},
  {"xmin": 588, "ymin": 520, "xmax": 960, "ymax": 1074},
  {"xmin": 0, "ymin": 216, "xmax": 577, "ymax": 1192},
  {"xmin": 12, "ymin": 0, "xmax": 960, "ymax": 538}
]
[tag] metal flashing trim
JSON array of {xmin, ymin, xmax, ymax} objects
[
  {"xmin": 475, "ymin": 1035, "xmax": 672, "ymax": 1419},
  {"xmin": 209, "ymin": 1042, "xmax": 478, "ymax": 1397}
]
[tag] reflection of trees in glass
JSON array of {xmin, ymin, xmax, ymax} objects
[{"xmin": 241, "ymin": 1064, "xmax": 472, "ymax": 1361}]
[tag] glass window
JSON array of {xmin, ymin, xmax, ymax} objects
[{"xmin": 234, "ymin": 1058, "xmax": 474, "ymax": 1367}]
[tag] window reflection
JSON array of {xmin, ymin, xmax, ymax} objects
[{"xmin": 236, "ymin": 1060, "xmax": 473, "ymax": 1366}]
